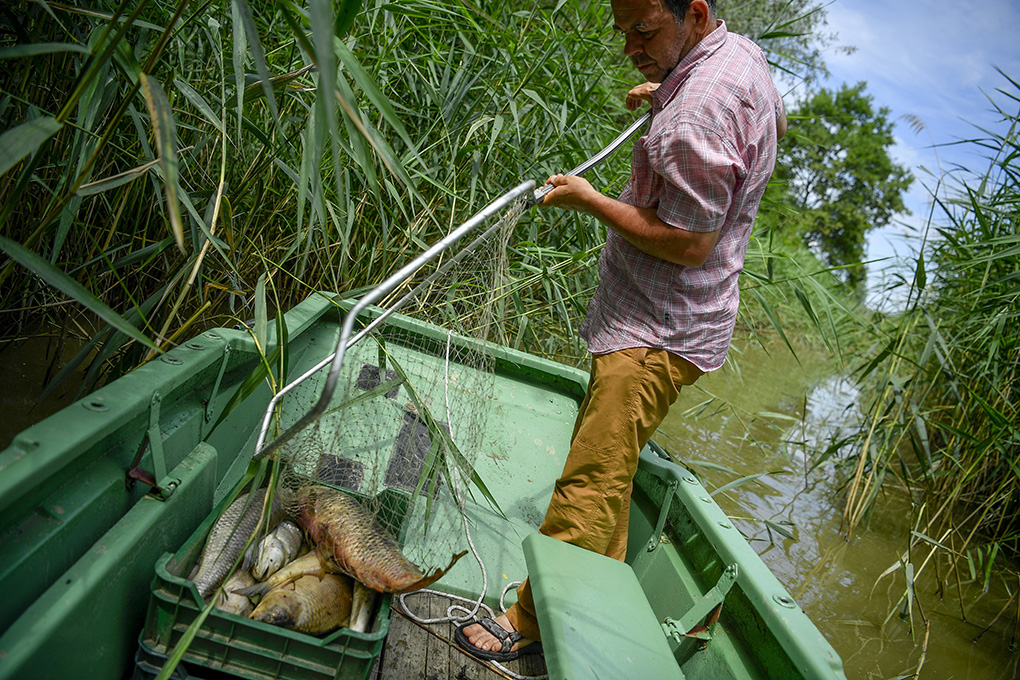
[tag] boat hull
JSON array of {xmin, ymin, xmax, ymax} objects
[{"xmin": 0, "ymin": 292, "xmax": 845, "ymax": 679}]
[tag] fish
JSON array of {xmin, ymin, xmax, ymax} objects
[
  {"xmin": 251, "ymin": 520, "xmax": 304, "ymax": 581},
  {"xmin": 234, "ymin": 551, "xmax": 326, "ymax": 598},
  {"xmin": 214, "ymin": 569, "xmax": 256, "ymax": 617},
  {"xmin": 191, "ymin": 487, "xmax": 288, "ymax": 599},
  {"xmin": 348, "ymin": 580, "xmax": 377, "ymax": 633},
  {"xmin": 295, "ymin": 485, "xmax": 467, "ymax": 593},
  {"xmin": 250, "ymin": 572, "xmax": 353, "ymax": 634}
]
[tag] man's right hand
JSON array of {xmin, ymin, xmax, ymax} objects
[
  {"xmin": 538, "ymin": 174, "xmax": 601, "ymax": 213},
  {"xmin": 626, "ymin": 82, "xmax": 660, "ymax": 111}
]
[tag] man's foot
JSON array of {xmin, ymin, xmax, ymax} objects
[{"xmin": 454, "ymin": 614, "xmax": 542, "ymax": 662}]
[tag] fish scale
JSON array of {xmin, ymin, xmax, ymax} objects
[
  {"xmin": 191, "ymin": 488, "xmax": 288, "ymax": 598},
  {"xmin": 295, "ymin": 485, "xmax": 466, "ymax": 593},
  {"xmin": 250, "ymin": 572, "xmax": 354, "ymax": 634}
]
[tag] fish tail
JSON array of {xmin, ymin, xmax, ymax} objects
[{"xmin": 393, "ymin": 550, "xmax": 469, "ymax": 594}]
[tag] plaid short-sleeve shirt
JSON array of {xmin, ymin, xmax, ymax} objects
[{"xmin": 580, "ymin": 22, "xmax": 782, "ymax": 372}]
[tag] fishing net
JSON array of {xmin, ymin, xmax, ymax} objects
[{"xmin": 269, "ymin": 196, "xmax": 527, "ymax": 580}]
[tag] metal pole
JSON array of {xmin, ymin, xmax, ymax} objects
[
  {"xmin": 252, "ymin": 180, "xmax": 535, "ymax": 461},
  {"xmin": 529, "ymin": 111, "xmax": 651, "ymax": 206}
]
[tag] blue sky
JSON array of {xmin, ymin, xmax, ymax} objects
[{"xmin": 788, "ymin": 0, "xmax": 1020, "ymax": 306}]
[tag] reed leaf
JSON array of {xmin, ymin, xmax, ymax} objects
[
  {"xmin": 0, "ymin": 236, "xmax": 160, "ymax": 352},
  {"xmin": 0, "ymin": 116, "xmax": 62, "ymax": 178},
  {"xmin": 0, "ymin": 42, "xmax": 91, "ymax": 58},
  {"xmin": 138, "ymin": 72, "xmax": 185, "ymax": 254}
]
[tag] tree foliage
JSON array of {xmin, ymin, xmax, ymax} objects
[
  {"xmin": 718, "ymin": 0, "xmax": 848, "ymax": 84},
  {"xmin": 776, "ymin": 82, "xmax": 913, "ymax": 289}
]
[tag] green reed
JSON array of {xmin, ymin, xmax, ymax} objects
[
  {"xmin": 838, "ymin": 73, "xmax": 1019, "ymax": 635},
  {"xmin": 0, "ymin": 0, "xmax": 844, "ymax": 393}
]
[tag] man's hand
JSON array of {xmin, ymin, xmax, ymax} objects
[
  {"xmin": 538, "ymin": 174, "xmax": 601, "ymax": 213},
  {"xmin": 626, "ymin": 82, "xmax": 660, "ymax": 111},
  {"xmin": 538, "ymin": 174, "xmax": 720, "ymax": 268}
]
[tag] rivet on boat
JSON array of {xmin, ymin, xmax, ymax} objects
[
  {"xmin": 82, "ymin": 398, "xmax": 110, "ymax": 412},
  {"xmin": 773, "ymin": 594, "xmax": 798, "ymax": 609}
]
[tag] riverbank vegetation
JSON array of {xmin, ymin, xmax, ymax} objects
[
  {"xmin": 835, "ymin": 76, "xmax": 1020, "ymax": 631},
  {"xmin": 0, "ymin": 0, "xmax": 847, "ymax": 383}
]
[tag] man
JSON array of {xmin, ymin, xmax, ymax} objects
[{"xmin": 456, "ymin": 0, "xmax": 786, "ymax": 661}]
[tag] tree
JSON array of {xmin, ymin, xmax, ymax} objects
[
  {"xmin": 719, "ymin": 0, "xmax": 850, "ymax": 84},
  {"xmin": 776, "ymin": 82, "xmax": 913, "ymax": 289}
]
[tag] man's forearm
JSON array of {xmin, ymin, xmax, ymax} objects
[{"xmin": 570, "ymin": 189, "xmax": 720, "ymax": 268}]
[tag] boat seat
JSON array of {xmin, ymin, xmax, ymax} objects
[{"xmin": 523, "ymin": 533, "xmax": 685, "ymax": 680}]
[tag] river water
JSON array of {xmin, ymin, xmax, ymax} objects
[{"xmin": 656, "ymin": 338, "xmax": 1017, "ymax": 679}]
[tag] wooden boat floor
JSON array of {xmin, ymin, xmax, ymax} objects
[{"xmin": 377, "ymin": 591, "xmax": 547, "ymax": 680}]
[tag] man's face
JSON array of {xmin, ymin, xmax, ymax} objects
[{"xmin": 611, "ymin": 0, "xmax": 689, "ymax": 83}]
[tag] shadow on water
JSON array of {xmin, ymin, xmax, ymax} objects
[{"xmin": 657, "ymin": 337, "xmax": 1018, "ymax": 680}]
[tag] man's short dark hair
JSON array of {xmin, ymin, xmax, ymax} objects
[{"xmin": 662, "ymin": 0, "xmax": 717, "ymax": 22}]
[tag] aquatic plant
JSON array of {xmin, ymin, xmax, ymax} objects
[
  {"xmin": 0, "ymin": 0, "xmax": 846, "ymax": 398},
  {"xmin": 839, "ymin": 72, "xmax": 1019, "ymax": 645}
]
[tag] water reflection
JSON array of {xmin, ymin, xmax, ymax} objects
[{"xmin": 657, "ymin": 341, "xmax": 1017, "ymax": 680}]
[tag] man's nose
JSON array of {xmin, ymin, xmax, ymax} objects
[{"xmin": 623, "ymin": 33, "xmax": 643, "ymax": 57}]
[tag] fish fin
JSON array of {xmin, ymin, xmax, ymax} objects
[
  {"xmin": 234, "ymin": 582, "xmax": 270, "ymax": 598},
  {"xmin": 242, "ymin": 542, "xmax": 256, "ymax": 573},
  {"xmin": 393, "ymin": 550, "xmax": 469, "ymax": 593},
  {"xmin": 312, "ymin": 544, "xmax": 333, "ymax": 580}
]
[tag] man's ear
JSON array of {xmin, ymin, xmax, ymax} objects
[{"xmin": 686, "ymin": 0, "xmax": 713, "ymax": 32}]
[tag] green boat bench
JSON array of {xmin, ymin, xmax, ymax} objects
[{"xmin": 524, "ymin": 532, "xmax": 686, "ymax": 680}]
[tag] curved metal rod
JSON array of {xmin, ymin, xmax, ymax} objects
[
  {"xmin": 530, "ymin": 111, "xmax": 651, "ymax": 206},
  {"xmin": 252, "ymin": 180, "xmax": 536, "ymax": 461}
]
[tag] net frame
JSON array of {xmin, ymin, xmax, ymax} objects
[{"xmin": 250, "ymin": 180, "xmax": 534, "ymax": 576}]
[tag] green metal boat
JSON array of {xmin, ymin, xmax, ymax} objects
[
  {"xmin": 0, "ymin": 165, "xmax": 846, "ymax": 679},
  {"xmin": 0, "ymin": 288, "xmax": 846, "ymax": 680}
]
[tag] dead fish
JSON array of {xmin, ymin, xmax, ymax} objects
[
  {"xmin": 215, "ymin": 569, "xmax": 256, "ymax": 617},
  {"xmin": 191, "ymin": 487, "xmax": 288, "ymax": 598},
  {"xmin": 295, "ymin": 485, "xmax": 467, "ymax": 593},
  {"xmin": 235, "ymin": 551, "xmax": 326, "ymax": 598},
  {"xmin": 250, "ymin": 572, "xmax": 353, "ymax": 634},
  {"xmin": 251, "ymin": 520, "xmax": 304, "ymax": 581},
  {"xmin": 349, "ymin": 580, "xmax": 377, "ymax": 633}
]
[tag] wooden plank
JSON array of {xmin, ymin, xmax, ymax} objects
[
  {"xmin": 423, "ymin": 593, "xmax": 450, "ymax": 680},
  {"xmin": 381, "ymin": 592, "xmax": 547, "ymax": 680},
  {"xmin": 379, "ymin": 595, "xmax": 426, "ymax": 680}
]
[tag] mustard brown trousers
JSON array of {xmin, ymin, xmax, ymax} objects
[{"xmin": 505, "ymin": 346, "xmax": 703, "ymax": 641}]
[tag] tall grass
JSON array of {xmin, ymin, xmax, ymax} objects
[
  {"xmin": 836, "ymin": 73, "xmax": 1019, "ymax": 630},
  {"xmin": 0, "ymin": 0, "xmax": 624, "ymax": 388},
  {"xmin": 0, "ymin": 1, "xmax": 847, "ymax": 398}
]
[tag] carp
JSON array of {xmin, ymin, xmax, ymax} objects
[
  {"xmin": 295, "ymin": 485, "xmax": 466, "ymax": 593},
  {"xmin": 250, "ymin": 572, "xmax": 353, "ymax": 634},
  {"xmin": 191, "ymin": 487, "xmax": 288, "ymax": 598},
  {"xmin": 234, "ymin": 551, "xmax": 325, "ymax": 598},
  {"xmin": 214, "ymin": 569, "xmax": 256, "ymax": 617},
  {"xmin": 251, "ymin": 519, "xmax": 304, "ymax": 581}
]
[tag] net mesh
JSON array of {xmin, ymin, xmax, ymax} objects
[{"xmin": 271, "ymin": 197, "xmax": 526, "ymax": 578}]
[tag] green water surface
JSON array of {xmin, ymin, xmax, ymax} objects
[{"xmin": 657, "ymin": 337, "xmax": 1017, "ymax": 680}]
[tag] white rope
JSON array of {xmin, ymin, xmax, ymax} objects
[
  {"xmin": 397, "ymin": 329, "xmax": 547, "ymax": 680},
  {"xmin": 397, "ymin": 332, "xmax": 489, "ymax": 623}
]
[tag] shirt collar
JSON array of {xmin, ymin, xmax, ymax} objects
[{"xmin": 652, "ymin": 19, "xmax": 728, "ymax": 113}]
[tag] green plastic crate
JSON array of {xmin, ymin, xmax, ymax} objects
[{"xmin": 139, "ymin": 485, "xmax": 392, "ymax": 680}]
